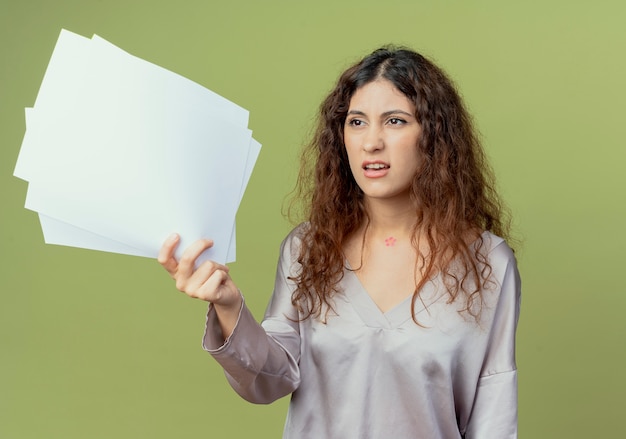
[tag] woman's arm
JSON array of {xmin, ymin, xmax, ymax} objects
[
  {"xmin": 465, "ymin": 247, "xmax": 522, "ymax": 439},
  {"xmin": 158, "ymin": 233, "xmax": 242, "ymax": 339},
  {"xmin": 158, "ymin": 232, "xmax": 302, "ymax": 404}
]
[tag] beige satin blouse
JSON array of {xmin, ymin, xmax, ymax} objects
[{"xmin": 203, "ymin": 227, "xmax": 521, "ymax": 438}]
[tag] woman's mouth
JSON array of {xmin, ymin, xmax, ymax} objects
[
  {"xmin": 362, "ymin": 161, "xmax": 390, "ymax": 177},
  {"xmin": 364, "ymin": 163, "xmax": 389, "ymax": 170}
]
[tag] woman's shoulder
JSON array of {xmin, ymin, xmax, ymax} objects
[
  {"xmin": 479, "ymin": 230, "xmax": 516, "ymax": 265},
  {"xmin": 281, "ymin": 222, "xmax": 309, "ymax": 247},
  {"xmin": 285, "ymin": 222, "xmax": 310, "ymax": 241},
  {"xmin": 278, "ymin": 222, "xmax": 310, "ymax": 264},
  {"xmin": 479, "ymin": 231, "xmax": 519, "ymax": 281}
]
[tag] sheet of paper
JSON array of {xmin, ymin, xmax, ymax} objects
[
  {"xmin": 22, "ymin": 107, "xmax": 149, "ymax": 257},
  {"xmin": 39, "ymin": 214, "xmax": 152, "ymax": 257},
  {"xmin": 91, "ymin": 33, "xmax": 249, "ymax": 127},
  {"xmin": 15, "ymin": 29, "xmax": 262, "ymax": 264},
  {"xmin": 23, "ymin": 119, "xmax": 251, "ymax": 263},
  {"xmin": 24, "ymin": 109, "xmax": 260, "ymax": 262},
  {"xmin": 226, "ymin": 137, "xmax": 262, "ymax": 262},
  {"xmin": 14, "ymin": 31, "xmax": 92, "ymax": 181}
]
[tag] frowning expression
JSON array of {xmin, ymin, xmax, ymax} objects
[{"xmin": 344, "ymin": 79, "xmax": 421, "ymax": 203}]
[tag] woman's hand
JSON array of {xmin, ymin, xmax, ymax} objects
[{"xmin": 158, "ymin": 233, "xmax": 242, "ymax": 338}]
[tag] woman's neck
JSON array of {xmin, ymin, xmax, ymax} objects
[{"xmin": 362, "ymin": 196, "xmax": 417, "ymax": 241}]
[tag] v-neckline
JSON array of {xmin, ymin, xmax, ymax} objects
[
  {"xmin": 342, "ymin": 266, "xmax": 446, "ymax": 329},
  {"xmin": 340, "ymin": 231, "xmax": 495, "ymax": 328}
]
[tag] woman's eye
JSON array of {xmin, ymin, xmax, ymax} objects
[
  {"xmin": 388, "ymin": 117, "xmax": 406, "ymax": 125},
  {"xmin": 348, "ymin": 119, "xmax": 364, "ymax": 127}
]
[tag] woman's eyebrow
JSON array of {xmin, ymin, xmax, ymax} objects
[
  {"xmin": 380, "ymin": 109, "xmax": 414, "ymax": 118},
  {"xmin": 347, "ymin": 109, "xmax": 414, "ymax": 117}
]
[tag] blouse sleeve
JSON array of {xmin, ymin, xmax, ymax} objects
[
  {"xmin": 465, "ymin": 245, "xmax": 522, "ymax": 439},
  {"xmin": 201, "ymin": 231, "xmax": 303, "ymax": 404}
]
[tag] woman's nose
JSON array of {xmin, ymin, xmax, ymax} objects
[{"xmin": 362, "ymin": 125, "xmax": 383, "ymax": 152}]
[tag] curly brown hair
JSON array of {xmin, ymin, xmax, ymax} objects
[{"xmin": 289, "ymin": 46, "xmax": 511, "ymax": 323}]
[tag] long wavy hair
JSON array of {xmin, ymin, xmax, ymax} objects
[{"xmin": 289, "ymin": 46, "xmax": 511, "ymax": 323}]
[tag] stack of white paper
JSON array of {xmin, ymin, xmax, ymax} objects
[{"xmin": 14, "ymin": 29, "xmax": 261, "ymax": 264}]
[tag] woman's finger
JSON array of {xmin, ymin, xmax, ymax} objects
[
  {"xmin": 158, "ymin": 233, "xmax": 180, "ymax": 275},
  {"xmin": 176, "ymin": 239, "xmax": 215, "ymax": 280},
  {"xmin": 178, "ymin": 259, "xmax": 229, "ymax": 293},
  {"xmin": 197, "ymin": 268, "xmax": 237, "ymax": 304}
]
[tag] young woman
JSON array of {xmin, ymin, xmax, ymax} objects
[{"xmin": 159, "ymin": 47, "xmax": 521, "ymax": 439}]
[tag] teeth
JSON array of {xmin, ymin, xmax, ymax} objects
[{"xmin": 365, "ymin": 163, "xmax": 387, "ymax": 169}]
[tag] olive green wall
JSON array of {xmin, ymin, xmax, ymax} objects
[{"xmin": 1, "ymin": 1, "xmax": 624, "ymax": 437}]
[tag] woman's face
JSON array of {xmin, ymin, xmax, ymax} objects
[{"xmin": 344, "ymin": 79, "xmax": 421, "ymax": 204}]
